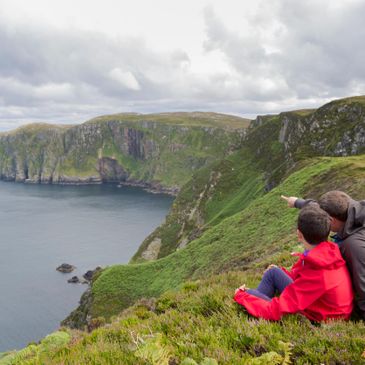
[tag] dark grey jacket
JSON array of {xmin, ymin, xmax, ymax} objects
[{"xmin": 295, "ymin": 198, "xmax": 365, "ymax": 319}]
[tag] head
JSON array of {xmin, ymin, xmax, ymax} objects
[
  {"xmin": 297, "ymin": 206, "xmax": 331, "ymax": 248},
  {"xmin": 318, "ymin": 191, "xmax": 351, "ymax": 232}
]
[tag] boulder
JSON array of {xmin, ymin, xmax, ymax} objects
[
  {"xmin": 67, "ymin": 276, "xmax": 80, "ymax": 284},
  {"xmin": 56, "ymin": 263, "xmax": 76, "ymax": 273},
  {"xmin": 83, "ymin": 267, "xmax": 102, "ymax": 282}
]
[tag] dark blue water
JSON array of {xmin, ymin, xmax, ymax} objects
[{"xmin": 0, "ymin": 182, "xmax": 173, "ymax": 351}]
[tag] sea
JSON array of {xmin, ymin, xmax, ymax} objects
[{"xmin": 0, "ymin": 181, "xmax": 173, "ymax": 352}]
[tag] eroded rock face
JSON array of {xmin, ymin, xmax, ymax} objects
[
  {"xmin": 141, "ymin": 238, "xmax": 162, "ymax": 261},
  {"xmin": 0, "ymin": 116, "xmax": 244, "ymax": 190},
  {"xmin": 97, "ymin": 157, "xmax": 129, "ymax": 182},
  {"xmin": 277, "ymin": 102, "xmax": 365, "ymax": 160}
]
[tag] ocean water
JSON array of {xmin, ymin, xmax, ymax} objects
[{"xmin": 0, "ymin": 181, "xmax": 173, "ymax": 352}]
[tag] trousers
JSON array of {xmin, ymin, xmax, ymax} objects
[{"xmin": 246, "ymin": 266, "xmax": 293, "ymax": 301}]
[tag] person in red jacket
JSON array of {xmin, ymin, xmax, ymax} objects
[{"xmin": 234, "ymin": 205, "xmax": 354, "ymax": 321}]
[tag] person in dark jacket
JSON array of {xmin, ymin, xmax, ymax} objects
[
  {"xmin": 234, "ymin": 205, "xmax": 353, "ymax": 321},
  {"xmin": 281, "ymin": 191, "xmax": 365, "ymax": 319}
]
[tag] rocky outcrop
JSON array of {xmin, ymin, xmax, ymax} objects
[
  {"xmin": 277, "ymin": 99, "xmax": 365, "ymax": 161},
  {"xmin": 56, "ymin": 263, "xmax": 75, "ymax": 273},
  {"xmin": 0, "ymin": 113, "xmax": 247, "ymax": 191},
  {"xmin": 61, "ymin": 288, "xmax": 93, "ymax": 329},
  {"xmin": 141, "ymin": 238, "xmax": 162, "ymax": 261}
]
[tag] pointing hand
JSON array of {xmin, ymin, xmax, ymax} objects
[{"xmin": 281, "ymin": 195, "xmax": 298, "ymax": 208}]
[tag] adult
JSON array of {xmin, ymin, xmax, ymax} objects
[{"xmin": 282, "ymin": 191, "xmax": 365, "ymax": 319}]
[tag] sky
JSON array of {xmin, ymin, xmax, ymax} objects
[{"xmin": 0, "ymin": 0, "xmax": 364, "ymax": 130}]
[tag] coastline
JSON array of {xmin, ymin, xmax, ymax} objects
[{"xmin": 0, "ymin": 178, "xmax": 180, "ymax": 196}]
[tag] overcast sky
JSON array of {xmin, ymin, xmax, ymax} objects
[{"xmin": 0, "ymin": 0, "xmax": 364, "ymax": 130}]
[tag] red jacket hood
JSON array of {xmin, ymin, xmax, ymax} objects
[{"xmin": 303, "ymin": 241, "xmax": 346, "ymax": 270}]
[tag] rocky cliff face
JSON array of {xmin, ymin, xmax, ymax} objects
[
  {"xmin": 0, "ymin": 114, "xmax": 248, "ymax": 192},
  {"xmin": 274, "ymin": 99, "xmax": 365, "ymax": 162}
]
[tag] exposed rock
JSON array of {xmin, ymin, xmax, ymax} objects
[
  {"xmin": 67, "ymin": 276, "xmax": 80, "ymax": 284},
  {"xmin": 178, "ymin": 237, "xmax": 189, "ymax": 249},
  {"xmin": 83, "ymin": 267, "xmax": 102, "ymax": 282},
  {"xmin": 97, "ymin": 157, "xmax": 129, "ymax": 182},
  {"xmin": 141, "ymin": 238, "xmax": 162, "ymax": 260},
  {"xmin": 56, "ymin": 263, "xmax": 75, "ymax": 273},
  {"xmin": 0, "ymin": 114, "xmax": 244, "ymax": 190},
  {"xmin": 61, "ymin": 288, "xmax": 93, "ymax": 329}
]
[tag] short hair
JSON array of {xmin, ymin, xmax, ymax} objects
[
  {"xmin": 298, "ymin": 206, "xmax": 331, "ymax": 245},
  {"xmin": 318, "ymin": 190, "xmax": 351, "ymax": 222}
]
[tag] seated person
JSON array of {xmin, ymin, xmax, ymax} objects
[
  {"xmin": 282, "ymin": 191, "xmax": 365, "ymax": 320},
  {"xmin": 234, "ymin": 205, "xmax": 354, "ymax": 321}
]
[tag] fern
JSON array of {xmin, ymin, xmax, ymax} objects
[
  {"xmin": 278, "ymin": 341, "xmax": 293, "ymax": 365},
  {"xmin": 134, "ymin": 333, "xmax": 172, "ymax": 365},
  {"xmin": 248, "ymin": 351, "xmax": 283, "ymax": 365},
  {"xmin": 181, "ymin": 358, "xmax": 218, "ymax": 365}
]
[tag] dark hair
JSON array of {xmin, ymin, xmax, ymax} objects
[
  {"xmin": 297, "ymin": 206, "xmax": 330, "ymax": 245},
  {"xmin": 318, "ymin": 190, "xmax": 351, "ymax": 222}
]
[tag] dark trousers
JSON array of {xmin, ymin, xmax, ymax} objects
[{"xmin": 246, "ymin": 266, "xmax": 293, "ymax": 301}]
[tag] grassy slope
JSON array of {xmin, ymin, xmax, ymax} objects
[
  {"xmin": 132, "ymin": 108, "xmax": 293, "ymax": 262},
  {"xmin": 6, "ymin": 154, "xmax": 365, "ymax": 365},
  {"xmin": 131, "ymin": 148, "xmax": 265, "ymax": 261},
  {"xmin": 91, "ymin": 154, "xmax": 365, "ymax": 320}
]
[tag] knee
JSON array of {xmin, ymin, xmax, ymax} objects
[{"xmin": 264, "ymin": 266, "xmax": 282, "ymax": 278}]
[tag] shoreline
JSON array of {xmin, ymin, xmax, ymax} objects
[{"xmin": 0, "ymin": 178, "xmax": 180, "ymax": 197}]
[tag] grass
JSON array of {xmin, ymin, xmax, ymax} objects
[
  {"xmin": 89, "ymin": 155, "xmax": 365, "ymax": 322},
  {"xmin": 6, "ymin": 271, "xmax": 365, "ymax": 364},
  {"xmin": 87, "ymin": 112, "xmax": 251, "ymax": 130}
]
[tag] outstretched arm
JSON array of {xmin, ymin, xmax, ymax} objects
[{"xmin": 281, "ymin": 195, "xmax": 316, "ymax": 209}]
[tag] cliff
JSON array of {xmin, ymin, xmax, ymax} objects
[{"xmin": 0, "ymin": 112, "xmax": 249, "ymax": 193}]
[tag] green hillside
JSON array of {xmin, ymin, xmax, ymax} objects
[
  {"xmin": 2, "ymin": 96, "xmax": 365, "ymax": 364},
  {"xmin": 79, "ymin": 155, "xmax": 365, "ymax": 321},
  {"xmin": 3, "ymin": 154, "xmax": 365, "ymax": 364}
]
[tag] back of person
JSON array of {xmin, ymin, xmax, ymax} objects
[
  {"xmin": 282, "ymin": 191, "xmax": 365, "ymax": 319},
  {"xmin": 234, "ymin": 206, "xmax": 354, "ymax": 321},
  {"xmin": 291, "ymin": 241, "xmax": 353, "ymax": 321}
]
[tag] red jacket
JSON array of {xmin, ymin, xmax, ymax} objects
[{"xmin": 234, "ymin": 241, "xmax": 354, "ymax": 321}]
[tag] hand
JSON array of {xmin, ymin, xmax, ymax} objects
[
  {"xmin": 264, "ymin": 264, "xmax": 278, "ymax": 273},
  {"xmin": 281, "ymin": 195, "xmax": 298, "ymax": 208},
  {"xmin": 235, "ymin": 284, "xmax": 248, "ymax": 294}
]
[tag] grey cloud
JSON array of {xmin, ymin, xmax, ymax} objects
[
  {"xmin": 1, "ymin": 1, "xmax": 365, "ymax": 130},
  {"xmin": 203, "ymin": 1, "xmax": 365, "ymax": 100}
]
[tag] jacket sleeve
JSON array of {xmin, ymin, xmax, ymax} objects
[
  {"xmin": 234, "ymin": 272, "xmax": 325, "ymax": 320},
  {"xmin": 341, "ymin": 236, "xmax": 365, "ymax": 317},
  {"xmin": 294, "ymin": 198, "xmax": 317, "ymax": 209}
]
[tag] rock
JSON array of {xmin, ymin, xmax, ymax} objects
[
  {"xmin": 56, "ymin": 263, "xmax": 76, "ymax": 273},
  {"xmin": 82, "ymin": 267, "xmax": 102, "ymax": 282},
  {"xmin": 67, "ymin": 276, "xmax": 80, "ymax": 283},
  {"xmin": 141, "ymin": 238, "xmax": 162, "ymax": 260}
]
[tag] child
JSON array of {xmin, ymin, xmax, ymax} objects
[{"xmin": 234, "ymin": 205, "xmax": 354, "ymax": 321}]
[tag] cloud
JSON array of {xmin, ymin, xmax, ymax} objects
[
  {"xmin": 108, "ymin": 69, "xmax": 140, "ymax": 91},
  {"xmin": 0, "ymin": 1, "xmax": 365, "ymax": 130},
  {"xmin": 203, "ymin": 0, "xmax": 365, "ymax": 101}
]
